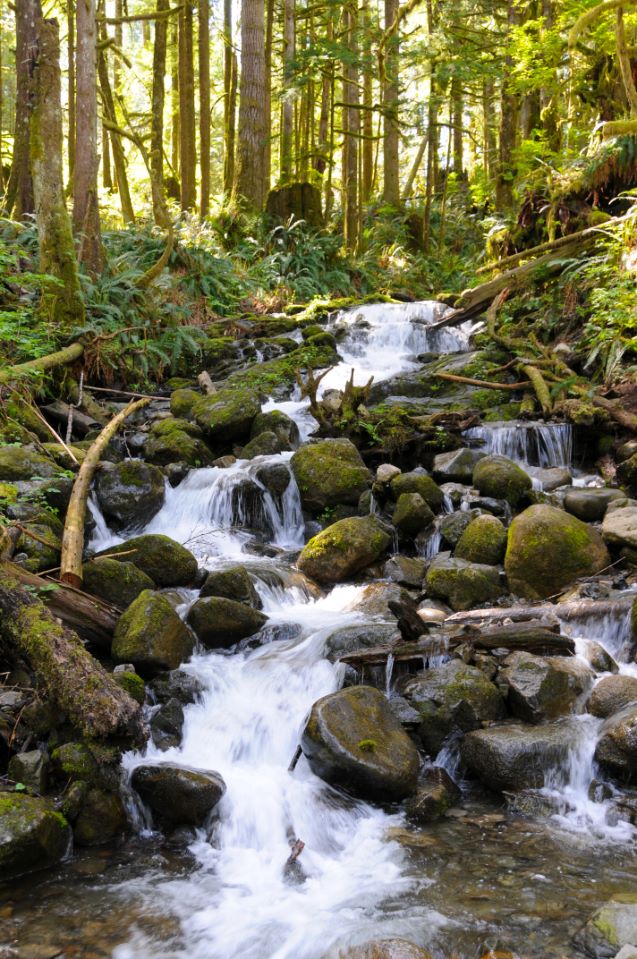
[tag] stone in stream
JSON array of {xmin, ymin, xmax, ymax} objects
[
  {"xmin": 298, "ymin": 516, "xmax": 392, "ymax": 585},
  {"xmin": 594, "ymin": 704, "xmax": 637, "ymax": 780},
  {"xmin": 82, "ymin": 557, "xmax": 154, "ymax": 608},
  {"xmin": 472, "ymin": 454, "xmax": 532, "ymax": 507},
  {"xmin": 191, "ymin": 387, "xmax": 261, "ymax": 443},
  {"xmin": 460, "ymin": 720, "xmax": 578, "ymax": 792},
  {"xmin": 603, "ymin": 507, "xmax": 637, "ymax": 550},
  {"xmin": 112, "ymin": 590, "xmax": 195, "ymax": 673},
  {"xmin": 391, "ymin": 492, "xmax": 434, "ymax": 536},
  {"xmin": 300, "ymin": 685, "xmax": 420, "ymax": 801},
  {"xmin": 200, "ymin": 565, "xmax": 262, "ymax": 608},
  {"xmin": 73, "ymin": 788, "xmax": 127, "ymax": 846},
  {"xmin": 499, "ymin": 650, "xmax": 592, "ymax": 724},
  {"xmin": 0, "ymin": 793, "xmax": 71, "ymax": 878},
  {"xmin": 505, "ymin": 504, "xmax": 611, "ymax": 600},
  {"xmin": 131, "ymin": 763, "xmax": 226, "ymax": 826},
  {"xmin": 405, "ymin": 767, "xmax": 461, "ymax": 824},
  {"xmin": 588, "ymin": 675, "xmax": 637, "ymax": 719},
  {"xmin": 144, "ymin": 416, "xmax": 213, "ymax": 468},
  {"xmin": 382, "ymin": 555, "xmax": 427, "ymax": 588},
  {"xmin": 432, "ymin": 447, "xmax": 486, "ymax": 484},
  {"xmin": 7, "ymin": 749, "xmax": 49, "ymax": 795},
  {"xmin": 291, "ymin": 438, "xmax": 370, "ymax": 511},
  {"xmin": 187, "ymin": 596, "xmax": 268, "ymax": 647},
  {"xmin": 403, "ymin": 659, "xmax": 505, "ymax": 754},
  {"xmin": 531, "ymin": 467, "xmax": 572, "ymax": 491},
  {"xmin": 424, "ymin": 555, "xmax": 503, "ymax": 612},
  {"xmin": 390, "ymin": 471, "xmax": 444, "ymax": 513},
  {"xmin": 148, "ymin": 669, "xmax": 204, "ymax": 706},
  {"xmin": 453, "ymin": 514, "xmax": 507, "ymax": 566},
  {"xmin": 564, "ymin": 488, "xmax": 625, "ymax": 523},
  {"xmin": 94, "ymin": 459, "xmax": 165, "ymax": 530},
  {"xmin": 255, "ymin": 461, "xmax": 291, "ymax": 498},
  {"xmin": 150, "ymin": 697, "xmax": 185, "ymax": 750},
  {"xmin": 336, "ymin": 940, "xmax": 433, "ymax": 959},
  {"xmin": 323, "ymin": 623, "xmax": 398, "ymax": 662},
  {"xmin": 440, "ymin": 510, "xmax": 480, "ymax": 548},
  {"xmin": 573, "ymin": 893, "xmax": 637, "ymax": 959},
  {"xmin": 618, "ymin": 454, "xmax": 637, "ymax": 495},
  {"xmin": 98, "ymin": 533, "xmax": 199, "ymax": 587},
  {"xmin": 240, "ymin": 431, "xmax": 289, "ymax": 458},
  {"xmin": 250, "ymin": 409, "xmax": 300, "ymax": 449}
]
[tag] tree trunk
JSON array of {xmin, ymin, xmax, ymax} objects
[
  {"xmin": 6, "ymin": 0, "xmax": 41, "ymax": 218},
  {"xmin": 483, "ymin": 77, "xmax": 496, "ymax": 180},
  {"xmin": 68, "ymin": 0, "xmax": 76, "ymax": 184},
  {"xmin": 97, "ymin": 46, "xmax": 135, "ymax": 223},
  {"xmin": 616, "ymin": 5, "xmax": 637, "ymax": 116},
  {"xmin": 102, "ymin": 123, "xmax": 113, "ymax": 189},
  {"xmin": 451, "ymin": 75, "xmax": 463, "ymax": 176},
  {"xmin": 170, "ymin": 14, "xmax": 180, "ymax": 181},
  {"xmin": 222, "ymin": 0, "xmax": 236, "ymax": 195},
  {"xmin": 361, "ymin": 0, "xmax": 374, "ymax": 202},
  {"xmin": 179, "ymin": 0, "xmax": 196, "ymax": 210},
  {"xmin": 343, "ymin": 1, "xmax": 359, "ymax": 250},
  {"xmin": 235, "ymin": 0, "xmax": 267, "ymax": 209},
  {"xmin": 264, "ymin": 0, "xmax": 274, "ymax": 190},
  {"xmin": 383, "ymin": 0, "xmax": 400, "ymax": 207},
  {"xmin": 280, "ymin": 0, "xmax": 295, "ymax": 182},
  {"xmin": 150, "ymin": 0, "xmax": 169, "ymax": 223},
  {"xmin": 73, "ymin": 0, "xmax": 102, "ymax": 273},
  {"xmin": 198, "ymin": 0, "xmax": 211, "ymax": 216},
  {"xmin": 31, "ymin": 18, "xmax": 85, "ymax": 331},
  {"xmin": 495, "ymin": 0, "xmax": 519, "ymax": 210}
]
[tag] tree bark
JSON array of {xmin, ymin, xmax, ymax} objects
[
  {"xmin": 343, "ymin": 1, "xmax": 359, "ymax": 250},
  {"xmin": 280, "ymin": 0, "xmax": 295, "ymax": 182},
  {"xmin": 451, "ymin": 75, "xmax": 463, "ymax": 176},
  {"xmin": 179, "ymin": 0, "xmax": 196, "ymax": 210},
  {"xmin": 383, "ymin": 0, "xmax": 400, "ymax": 206},
  {"xmin": 198, "ymin": 0, "xmax": 211, "ymax": 215},
  {"xmin": 150, "ymin": 0, "xmax": 170, "ymax": 224},
  {"xmin": 73, "ymin": 0, "xmax": 102, "ymax": 273},
  {"xmin": 97, "ymin": 45, "xmax": 135, "ymax": 223},
  {"xmin": 68, "ymin": 0, "xmax": 76, "ymax": 184},
  {"xmin": 5, "ymin": 0, "xmax": 41, "ymax": 218},
  {"xmin": 235, "ymin": 0, "xmax": 267, "ymax": 209},
  {"xmin": 361, "ymin": 0, "xmax": 374, "ymax": 202},
  {"xmin": 222, "ymin": 0, "xmax": 236, "ymax": 195},
  {"xmin": 495, "ymin": 0, "xmax": 519, "ymax": 210},
  {"xmin": 0, "ymin": 342, "xmax": 85, "ymax": 384}
]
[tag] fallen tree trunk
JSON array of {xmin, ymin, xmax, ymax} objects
[
  {"xmin": 42, "ymin": 399, "xmax": 102, "ymax": 437},
  {"xmin": 433, "ymin": 371, "xmax": 532, "ymax": 391},
  {"xmin": 446, "ymin": 595, "xmax": 633, "ymax": 626},
  {"xmin": 0, "ymin": 341, "xmax": 84, "ymax": 384},
  {"xmin": 460, "ymin": 623, "xmax": 576, "ymax": 656},
  {"xmin": 60, "ymin": 397, "xmax": 150, "ymax": 587},
  {"xmin": 0, "ymin": 562, "xmax": 143, "ymax": 742}
]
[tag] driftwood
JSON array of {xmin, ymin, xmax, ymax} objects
[
  {"xmin": 433, "ymin": 371, "xmax": 532, "ymax": 391},
  {"xmin": 339, "ymin": 635, "xmax": 449, "ymax": 668},
  {"xmin": 461, "ymin": 623, "xmax": 576, "ymax": 656},
  {"xmin": 0, "ymin": 342, "xmax": 84, "ymax": 384},
  {"xmin": 42, "ymin": 399, "xmax": 101, "ymax": 437},
  {"xmin": 197, "ymin": 371, "xmax": 216, "ymax": 395},
  {"xmin": 445, "ymin": 595, "xmax": 634, "ymax": 626}
]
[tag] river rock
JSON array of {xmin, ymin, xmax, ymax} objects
[
  {"xmin": 603, "ymin": 507, "xmax": 637, "ymax": 550},
  {"xmin": 82, "ymin": 557, "xmax": 154, "ymax": 608},
  {"xmin": 300, "ymin": 685, "xmax": 420, "ymax": 801},
  {"xmin": 0, "ymin": 447, "xmax": 59, "ymax": 482},
  {"xmin": 440, "ymin": 510, "xmax": 479, "ymax": 548},
  {"xmin": 564, "ymin": 488, "xmax": 625, "ymax": 523},
  {"xmin": 500, "ymin": 650, "xmax": 586, "ymax": 724},
  {"xmin": 112, "ymin": 590, "xmax": 195, "ymax": 672},
  {"xmin": 324, "ymin": 623, "xmax": 398, "ymax": 661},
  {"xmin": 298, "ymin": 516, "xmax": 391, "ymax": 585},
  {"xmin": 382, "ymin": 555, "xmax": 427, "ymax": 588},
  {"xmin": 131, "ymin": 763, "xmax": 226, "ymax": 826},
  {"xmin": 588, "ymin": 676, "xmax": 637, "ymax": 719},
  {"xmin": 461, "ymin": 720, "xmax": 578, "ymax": 792},
  {"xmin": 291, "ymin": 438, "xmax": 370, "ymax": 511},
  {"xmin": 73, "ymin": 788, "xmax": 127, "ymax": 846},
  {"xmin": 392, "ymin": 492, "xmax": 434, "ymax": 536},
  {"xmin": 99, "ymin": 533, "xmax": 198, "ymax": 587},
  {"xmin": 192, "ymin": 387, "xmax": 261, "ymax": 443},
  {"xmin": 505, "ymin": 505, "xmax": 611, "ymax": 600},
  {"xmin": 240, "ymin": 431, "xmax": 288, "ymax": 458},
  {"xmin": 618, "ymin": 454, "xmax": 637, "ymax": 496},
  {"xmin": 580, "ymin": 641, "xmax": 619, "ymax": 675},
  {"xmin": 200, "ymin": 565, "xmax": 262, "ymax": 608},
  {"xmin": 454, "ymin": 514, "xmax": 507, "ymax": 565},
  {"xmin": 145, "ymin": 417, "xmax": 213, "ymax": 468},
  {"xmin": 255, "ymin": 461, "xmax": 291, "ymax": 498},
  {"xmin": 149, "ymin": 668, "xmax": 204, "ymax": 706},
  {"xmin": 94, "ymin": 459, "xmax": 165, "ymax": 530},
  {"xmin": 532, "ymin": 467, "xmax": 572, "ymax": 491},
  {"xmin": 390, "ymin": 471, "xmax": 444, "ymax": 513},
  {"xmin": 433, "ymin": 447, "xmax": 486, "ymax": 484},
  {"xmin": 250, "ymin": 409, "xmax": 300, "ymax": 449},
  {"xmin": 0, "ymin": 793, "xmax": 71, "ymax": 878},
  {"xmin": 403, "ymin": 660, "xmax": 505, "ymax": 754},
  {"xmin": 187, "ymin": 596, "xmax": 268, "ymax": 647},
  {"xmin": 376, "ymin": 463, "xmax": 401, "ymax": 485},
  {"xmin": 405, "ymin": 767, "xmax": 461, "ymax": 823},
  {"xmin": 337, "ymin": 940, "xmax": 433, "ymax": 959},
  {"xmin": 150, "ymin": 698, "xmax": 185, "ymax": 750},
  {"xmin": 594, "ymin": 704, "xmax": 637, "ymax": 779},
  {"xmin": 573, "ymin": 893, "xmax": 637, "ymax": 959},
  {"xmin": 8, "ymin": 749, "xmax": 48, "ymax": 795},
  {"xmin": 472, "ymin": 454, "xmax": 532, "ymax": 506},
  {"xmin": 424, "ymin": 555, "xmax": 503, "ymax": 611}
]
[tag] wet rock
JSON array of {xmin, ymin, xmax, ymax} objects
[
  {"xmin": 8, "ymin": 750, "xmax": 48, "ymax": 794},
  {"xmin": 131, "ymin": 763, "xmax": 226, "ymax": 826},
  {"xmin": 594, "ymin": 705, "xmax": 637, "ymax": 779},
  {"xmin": 187, "ymin": 596, "xmax": 268, "ymax": 648},
  {"xmin": 15, "ymin": 511, "xmax": 62, "ymax": 573},
  {"xmin": 500, "ymin": 650, "xmax": 587, "ymax": 724},
  {"xmin": 51, "ymin": 742, "xmax": 100, "ymax": 785},
  {"xmin": 416, "ymin": 603, "xmax": 448, "ymax": 625},
  {"xmin": 382, "ymin": 555, "xmax": 426, "ymax": 588},
  {"xmin": 300, "ymin": 685, "xmax": 420, "ymax": 801},
  {"xmin": 150, "ymin": 698, "xmax": 185, "ymax": 750},
  {"xmin": 291, "ymin": 438, "xmax": 370, "ymax": 511},
  {"xmin": 472, "ymin": 455, "xmax": 532, "ymax": 507},
  {"xmin": 170, "ymin": 387, "xmax": 199, "ymax": 419},
  {"xmin": 192, "ymin": 387, "xmax": 261, "ymax": 443},
  {"xmin": 573, "ymin": 893, "xmax": 637, "ymax": 958},
  {"xmin": 148, "ymin": 668, "xmax": 204, "ymax": 706},
  {"xmin": 603, "ymin": 507, "xmax": 637, "ymax": 551},
  {"xmin": 112, "ymin": 590, "xmax": 195, "ymax": 673},
  {"xmin": 532, "ymin": 467, "xmax": 572, "ymax": 491},
  {"xmin": 145, "ymin": 417, "xmax": 212, "ymax": 468},
  {"xmin": 405, "ymin": 767, "xmax": 461, "ymax": 823},
  {"xmin": 337, "ymin": 940, "xmax": 433, "ymax": 959},
  {"xmin": 454, "ymin": 514, "xmax": 507, "ymax": 565},
  {"xmin": 461, "ymin": 720, "xmax": 578, "ymax": 792},
  {"xmin": 99, "ymin": 533, "xmax": 198, "ymax": 587},
  {"xmin": 589, "ymin": 676, "xmax": 637, "ymax": 719},
  {"xmin": 298, "ymin": 516, "xmax": 391, "ymax": 585},
  {"xmin": 250, "ymin": 409, "xmax": 300, "ymax": 449},
  {"xmin": 580, "ymin": 641, "xmax": 619, "ymax": 674},
  {"xmin": 392, "ymin": 492, "xmax": 434, "ymax": 536},
  {"xmin": 375, "ymin": 463, "xmax": 401, "ymax": 484},
  {"xmin": 254, "ymin": 461, "xmax": 291, "ymax": 498},
  {"xmin": 564, "ymin": 488, "xmax": 625, "ymax": 523},
  {"xmin": 390, "ymin": 471, "xmax": 444, "ymax": 513},
  {"xmin": 505, "ymin": 505, "xmax": 611, "ymax": 600},
  {"xmin": 440, "ymin": 510, "xmax": 479, "ymax": 548},
  {"xmin": 113, "ymin": 669, "xmax": 146, "ymax": 705},
  {"xmin": 424, "ymin": 555, "xmax": 503, "ymax": 612},
  {"xmin": 73, "ymin": 788, "xmax": 127, "ymax": 846},
  {"xmin": 200, "ymin": 565, "xmax": 262, "ymax": 608},
  {"xmin": 240, "ymin": 431, "xmax": 288, "ymax": 458},
  {"xmin": 618, "ymin": 454, "xmax": 637, "ymax": 496},
  {"xmin": 433, "ymin": 447, "xmax": 486, "ymax": 484},
  {"xmin": 82, "ymin": 557, "xmax": 154, "ymax": 608},
  {"xmin": 403, "ymin": 659, "xmax": 505, "ymax": 754},
  {"xmin": 0, "ymin": 447, "xmax": 59, "ymax": 481},
  {"xmin": 0, "ymin": 794, "xmax": 71, "ymax": 879},
  {"xmin": 324, "ymin": 623, "xmax": 398, "ymax": 662},
  {"xmin": 94, "ymin": 459, "xmax": 165, "ymax": 530}
]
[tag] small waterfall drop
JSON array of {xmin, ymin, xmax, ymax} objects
[{"xmin": 464, "ymin": 421, "xmax": 573, "ymax": 469}]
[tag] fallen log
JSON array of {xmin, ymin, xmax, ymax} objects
[
  {"xmin": 445, "ymin": 595, "xmax": 633, "ymax": 626},
  {"xmin": 0, "ymin": 341, "xmax": 84, "ymax": 383},
  {"xmin": 42, "ymin": 399, "xmax": 102, "ymax": 437},
  {"xmin": 462, "ymin": 623, "xmax": 576, "ymax": 656},
  {"xmin": 0, "ymin": 562, "xmax": 143, "ymax": 742},
  {"xmin": 339, "ymin": 635, "xmax": 449, "ymax": 668},
  {"xmin": 433, "ymin": 372, "xmax": 532, "ymax": 391}
]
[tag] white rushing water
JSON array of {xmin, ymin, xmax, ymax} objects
[{"xmin": 464, "ymin": 421, "xmax": 573, "ymax": 470}]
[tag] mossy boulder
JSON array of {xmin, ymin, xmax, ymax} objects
[
  {"xmin": 145, "ymin": 417, "xmax": 212, "ymax": 468},
  {"xmin": 7, "ymin": 750, "xmax": 48, "ymax": 795},
  {"xmin": 186, "ymin": 596, "xmax": 268, "ymax": 648},
  {"xmin": 73, "ymin": 788, "xmax": 127, "ymax": 846},
  {"xmin": 390, "ymin": 471, "xmax": 444, "ymax": 513},
  {"xmin": 131, "ymin": 763, "xmax": 226, "ymax": 826},
  {"xmin": 594, "ymin": 704, "xmax": 637, "ymax": 780},
  {"xmin": 250, "ymin": 409, "xmax": 300, "ymax": 449},
  {"xmin": 99, "ymin": 533, "xmax": 198, "ymax": 587},
  {"xmin": 200, "ymin": 565, "xmax": 262, "ymax": 608},
  {"xmin": 298, "ymin": 516, "xmax": 391, "ymax": 585},
  {"xmin": 300, "ymin": 685, "xmax": 420, "ymax": 801},
  {"xmin": 170, "ymin": 388, "xmax": 199, "ymax": 419},
  {"xmin": 472, "ymin": 454, "xmax": 532, "ymax": 507},
  {"xmin": 440, "ymin": 510, "xmax": 479, "ymax": 548},
  {"xmin": 454, "ymin": 514, "xmax": 507, "ymax": 565},
  {"xmin": 192, "ymin": 387, "xmax": 261, "ymax": 443},
  {"xmin": 0, "ymin": 447, "xmax": 59, "ymax": 482},
  {"xmin": 51, "ymin": 742, "xmax": 100, "ymax": 785},
  {"xmin": 112, "ymin": 590, "xmax": 195, "ymax": 673},
  {"xmin": 392, "ymin": 492, "xmax": 434, "ymax": 536},
  {"xmin": 425, "ymin": 555, "xmax": 503, "ymax": 611},
  {"xmin": 113, "ymin": 670, "xmax": 146, "ymax": 705},
  {"xmin": 16, "ymin": 513, "xmax": 62, "ymax": 573},
  {"xmin": 505, "ymin": 505, "xmax": 610, "ymax": 600},
  {"xmin": 0, "ymin": 793, "xmax": 71, "ymax": 879},
  {"xmin": 291, "ymin": 438, "xmax": 370, "ymax": 511},
  {"xmin": 403, "ymin": 660, "xmax": 505, "ymax": 754},
  {"xmin": 588, "ymin": 675, "xmax": 637, "ymax": 719},
  {"xmin": 94, "ymin": 459, "xmax": 165, "ymax": 530},
  {"xmin": 82, "ymin": 557, "xmax": 154, "ymax": 608},
  {"xmin": 500, "ymin": 651, "xmax": 585, "ymax": 724},
  {"xmin": 240, "ymin": 431, "xmax": 287, "ymax": 458}
]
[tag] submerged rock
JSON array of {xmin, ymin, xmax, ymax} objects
[
  {"xmin": 200, "ymin": 565, "xmax": 262, "ymax": 608},
  {"xmin": 594, "ymin": 704, "xmax": 637, "ymax": 780},
  {"xmin": 454, "ymin": 514, "xmax": 507, "ymax": 565},
  {"xmin": 82, "ymin": 557, "xmax": 154, "ymax": 608},
  {"xmin": 405, "ymin": 767, "xmax": 461, "ymax": 824},
  {"xmin": 337, "ymin": 940, "xmax": 433, "ymax": 959},
  {"xmin": 0, "ymin": 793, "xmax": 71, "ymax": 879},
  {"xmin": 300, "ymin": 685, "xmax": 420, "ymax": 801},
  {"xmin": 99, "ymin": 533, "xmax": 198, "ymax": 587},
  {"xmin": 291, "ymin": 438, "xmax": 370, "ymax": 511},
  {"xmin": 187, "ymin": 596, "xmax": 268, "ymax": 648},
  {"xmin": 95, "ymin": 459, "xmax": 165, "ymax": 530},
  {"xmin": 390, "ymin": 471, "xmax": 444, "ymax": 513},
  {"xmin": 461, "ymin": 720, "xmax": 577, "ymax": 792},
  {"xmin": 588, "ymin": 675, "xmax": 637, "ymax": 719},
  {"xmin": 424, "ymin": 555, "xmax": 503, "ymax": 611},
  {"xmin": 472, "ymin": 454, "xmax": 532, "ymax": 507},
  {"xmin": 131, "ymin": 763, "xmax": 226, "ymax": 826},
  {"xmin": 112, "ymin": 590, "xmax": 194, "ymax": 672},
  {"xmin": 298, "ymin": 516, "xmax": 391, "ymax": 584},
  {"xmin": 573, "ymin": 893, "xmax": 637, "ymax": 959}
]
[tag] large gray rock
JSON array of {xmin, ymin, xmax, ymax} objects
[
  {"xmin": 603, "ymin": 507, "xmax": 637, "ymax": 550},
  {"xmin": 300, "ymin": 686, "xmax": 420, "ymax": 801},
  {"xmin": 200, "ymin": 565, "xmax": 262, "ymax": 608},
  {"xmin": 564, "ymin": 488, "xmax": 625, "ymax": 523},
  {"xmin": 323, "ymin": 623, "xmax": 398, "ymax": 662},
  {"xmin": 461, "ymin": 720, "xmax": 578, "ymax": 792},
  {"xmin": 298, "ymin": 516, "xmax": 391, "ymax": 585},
  {"xmin": 425, "ymin": 555, "xmax": 503, "ymax": 611},
  {"xmin": 95, "ymin": 459, "xmax": 165, "ymax": 530},
  {"xmin": 472, "ymin": 454, "xmax": 532, "ymax": 506},
  {"xmin": 588, "ymin": 676, "xmax": 637, "ymax": 719},
  {"xmin": 433, "ymin": 448, "xmax": 486, "ymax": 484},
  {"xmin": 594, "ymin": 705, "xmax": 637, "ymax": 780},
  {"xmin": 112, "ymin": 590, "xmax": 195, "ymax": 672},
  {"xmin": 573, "ymin": 894, "xmax": 637, "ymax": 959},
  {"xmin": 98, "ymin": 533, "xmax": 198, "ymax": 587},
  {"xmin": 403, "ymin": 660, "xmax": 505, "ymax": 754},
  {"xmin": 291, "ymin": 438, "xmax": 370, "ymax": 511},
  {"xmin": 500, "ymin": 650, "xmax": 589, "ymax": 724},
  {"xmin": 131, "ymin": 763, "xmax": 226, "ymax": 826},
  {"xmin": 187, "ymin": 596, "xmax": 267, "ymax": 648},
  {"xmin": 0, "ymin": 794, "xmax": 71, "ymax": 878}
]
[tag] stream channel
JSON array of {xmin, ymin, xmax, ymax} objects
[{"xmin": 3, "ymin": 302, "xmax": 637, "ymax": 959}]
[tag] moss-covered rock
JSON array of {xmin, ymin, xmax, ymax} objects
[
  {"xmin": 170, "ymin": 388, "xmax": 200, "ymax": 419},
  {"xmin": 200, "ymin": 565, "xmax": 262, "ymax": 607},
  {"xmin": 51, "ymin": 742, "xmax": 100, "ymax": 785},
  {"xmin": 94, "ymin": 459, "xmax": 165, "ymax": 531},
  {"xmin": 16, "ymin": 513, "xmax": 62, "ymax": 573},
  {"xmin": 392, "ymin": 492, "xmax": 434, "ymax": 536},
  {"xmin": 440, "ymin": 510, "xmax": 479, "ymax": 548},
  {"xmin": 98, "ymin": 533, "xmax": 198, "ymax": 587},
  {"xmin": 186, "ymin": 596, "xmax": 268, "ymax": 648},
  {"xmin": 113, "ymin": 670, "xmax": 146, "ymax": 705},
  {"xmin": 192, "ymin": 387, "xmax": 261, "ymax": 443},
  {"xmin": 454, "ymin": 514, "xmax": 507, "ymax": 565},
  {"xmin": 291, "ymin": 438, "xmax": 370, "ymax": 511},
  {"xmin": 145, "ymin": 417, "xmax": 213, "ymax": 468},
  {"xmin": 573, "ymin": 893, "xmax": 637, "ymax": 959},
  {"xmin": 390, "ymin": 471, "xmax": 444, "ymax": 513},
  {"xmin": 82, "ymin": 557, "xmax": 154, "ymax": 608},
  {"xmin": 0, "ymin": 447, "xmax": 60, "ymax": 482},
  {"xmin": 594, "ymin": 704, "xmax": 637, "ymax": 780},
  {"xmin": 240, "ymin": 431, "xmax": 287, "ymax": 458},
  {"xmin": 0, "ymin": 793, "xmax": 71, "ymax": 879},
  {"xmin": 300, "ymin": 685, "xmax": 420, "ymax": 801},
  {"xmin": 131, "ymin": 763, "xmax": 226, "ymax": 826},
  {"xmin": 405, "ymin": 768, "xmax": 461, "ymax": 824},
  {"xmin": 250, "ymin": 409, "xmax": 300, "ymax": 449},
  {"xmin": 472, "ymin": 454, "xmax": 532, "ymax": 507},
  {"xmin": 7, "ymin": 749, "xmax": 48, "ymax": 795},
  {"xmin": 73, "ymin": 788, "xmax": 127, "ymax": 846},
  {"xmin": 298, "ymin": 515, "xmax": 391, "ymax": 584},
  {"xmin": 112, "ymin": 590, "xmax": 194, "ymax": 672},
  {"xmin": 505, "ymin": 504, "xmax": 610, "ymax": 600},
  {"xmin": 425, "ymin": 555, "xmax": 503, "ymax": 611},
  {"xmin": 500, "ymin": 650, "xmax": 586, "ymax": 724}
]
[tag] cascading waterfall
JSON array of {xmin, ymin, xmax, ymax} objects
[{"xmin": 464, "ymin": 421, "xmax": 573, "ymax": 470}]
